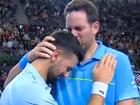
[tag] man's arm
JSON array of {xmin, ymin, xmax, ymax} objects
[
  {"xmin": 88, "ymin": 54, "xmax": 117, "ymax": 105},
  {"xmin": 89, "ymin": 95, "xmax": 104, "ymax": 105},
  {"xmin": 4, "ymin": 64, "xmax": 20, "ymax": 88},
  {"xmin": 4, "ymin": 36, "xmax": 56, "ymax": 87},
  {"xmin": 115, "ymin": 53, "xmax": 139, "ymax": 105},
  {"xmin": 89, "ymin": 97, "xmax": 136, "ymax": 105},
  {"xmin": 117, "ymin": 99, "xmax": 136, "ymax": 105}
]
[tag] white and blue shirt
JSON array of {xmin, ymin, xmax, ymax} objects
[{"xmin": 0, "ymin": 63, "xmax": 57, "ymax": 105}]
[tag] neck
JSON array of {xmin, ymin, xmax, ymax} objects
[
  {"xmin": 83, "ymin": 41, "xmax": 98, "ymax": 61},
  {"xmin": 32, "ymin": 58, "xmax": 49, "ymax": 81}
]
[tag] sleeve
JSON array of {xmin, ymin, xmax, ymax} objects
[
  {"xmin": 18, "ymin": 53, "xmax": 30, "ymax": 71},
  {"xmin": 115, "ymin": 53, "xmax": 139, "ymax": 102}
]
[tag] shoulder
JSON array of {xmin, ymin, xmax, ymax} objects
[
  {"xmin": 105, "ymin": 46, "xmax": 134, "ymax": 78},
  {"xmin": 97, "ymin": 41, "xmax": 128, "ymax": 60},
  {"xmin": 105, "ymin": 46, "xmax": 128, "ymax": 60},
  {"xmin": 11, "ymin": 79, "xmax": 48, "ymax": 104},
  {"xmin": 104, "ymin": 46, "xmax": 132, "ymax": 71}
]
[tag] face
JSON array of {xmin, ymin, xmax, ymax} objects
[
  {"xmin": 66, "ymin": 10, "xmax": 99, "ymax": 51},
  {"xmin": 47, "ymin": 53, "xmax": 78, "ymax": 84}
]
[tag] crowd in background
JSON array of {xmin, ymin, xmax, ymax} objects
[{"xmin": 0, "ymin": 0, "xmax": 140, "ymax": 90}]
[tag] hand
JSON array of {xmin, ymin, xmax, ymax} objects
[
  {"xmin": 93, "ymin": 54, "xmax": 117, "ymax": 84},
  {"xmin": 28, "ymin": 36, "xmax": 56, "ymax": 62}
]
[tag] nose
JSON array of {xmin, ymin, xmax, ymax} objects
[
  {"xmin": 71, "ymin": 29, "xmax": 78, "ymax": 38},
  {"xmin": 63, "ymin": 72, "xmax": 69, "ymax": 78}
]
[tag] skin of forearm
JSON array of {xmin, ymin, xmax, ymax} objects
[
  {"xmin": 117, "ymin": 99, "xmax": 136, "ymax": 105},
  {"xmin": 4, "ymin": 64, "xmax": 21, "ymax": 88},
  {"xmin": 88, "ymin": 94, "xmax": 104, "ymax": 105}
]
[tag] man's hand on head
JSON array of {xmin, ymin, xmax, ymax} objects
[{"xmin": 29, "ymin": 36, "xmax": 56, "ymax": 62}]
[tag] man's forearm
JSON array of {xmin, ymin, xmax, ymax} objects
[
  {"xmin": 117, "ymin": 99, "xmax": 136, "ymax": 105},
  {"xmin": 88, "ymin": 94, "xmax": 104, "ymax": 105},
  {"xmin": 4, "ymin": 64, "xmax": 21, "ymax": 88},
  {"xmin": 4, "ymin": 53, "xmax": 30, "ymax": 88}
]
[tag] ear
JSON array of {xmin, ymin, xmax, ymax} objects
[
  {"xmin": 50, "ymin": 50, "xmax": 62, "ymax": 64},
  {"xmin": 91, "ymin": 21, "xmax": 100, "ymax": 35}
]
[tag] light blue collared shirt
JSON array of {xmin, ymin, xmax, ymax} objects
[
  {"xmin": 0, "ymin": 63, "xmax": 58, "ymax": 105},
  {"xmin": 55, "ymin": 41, "xmax": 139, "ymax": 105}
]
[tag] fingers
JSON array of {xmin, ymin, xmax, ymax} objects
[
  {"xmin": 99, "ymin": 54, "xmax": 108, "ymax": 66},
  {"xmin": 42, "ymin": 36, "xmax": 56, "ymax": 50},
  {"xmin": 104, "ymin": 54, "xmax": 112, "ymax": 66},
  {"xmin": 93, "ymin": 54, "xmax": 117, "ymax": 84},
  {"xmin": 36, "ymin": 52, "xmax": 51, "ymax": 59},
  {"xmin": 93, "ymin": 63, "xmax": 98, "ymax": 74},
  {"xmin": 101, "ymin": 54, "xmax": 116, "ymax": 69},
  {"xmin": 37, "ymin": 46, "xmax": 54, "ymax": 56},
  {"xmin": 28, "ymin": 36, "xmax": 57, "ymax": 62},
  {"xmin": 105, "ymin": 54, "xmax": 115, "ymax": 67},
  {"xmin": 43, "ymin": 36, "xmax": 55, "ymax": 41},
  {"xmin": 111, "ymin": 59, "xmax": 117, "ymax": 71},
  {"xmin": 38, "ymin": 41, "xmax": 56, "ymax": 51}
]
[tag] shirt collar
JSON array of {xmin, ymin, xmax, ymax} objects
[
  {"xmin": 78, "ymin": 41, "xmax": 107, "ymax": 66},
  {"xmin": 92, "ymin": 41, "xmax": 107, "ymax": 60}
]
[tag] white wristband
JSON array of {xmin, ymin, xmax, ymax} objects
[{"xmin": 92, "ymin": 81, "xmax": 108, "ymax": 98}]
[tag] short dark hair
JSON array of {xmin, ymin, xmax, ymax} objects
[
  {"xmin": 64, "ymin": 0, "xmax": 99, "ymax": 23},
  {"xmin": 49, "ymin": 30, "xmax": 83, "ymax": 62}
]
